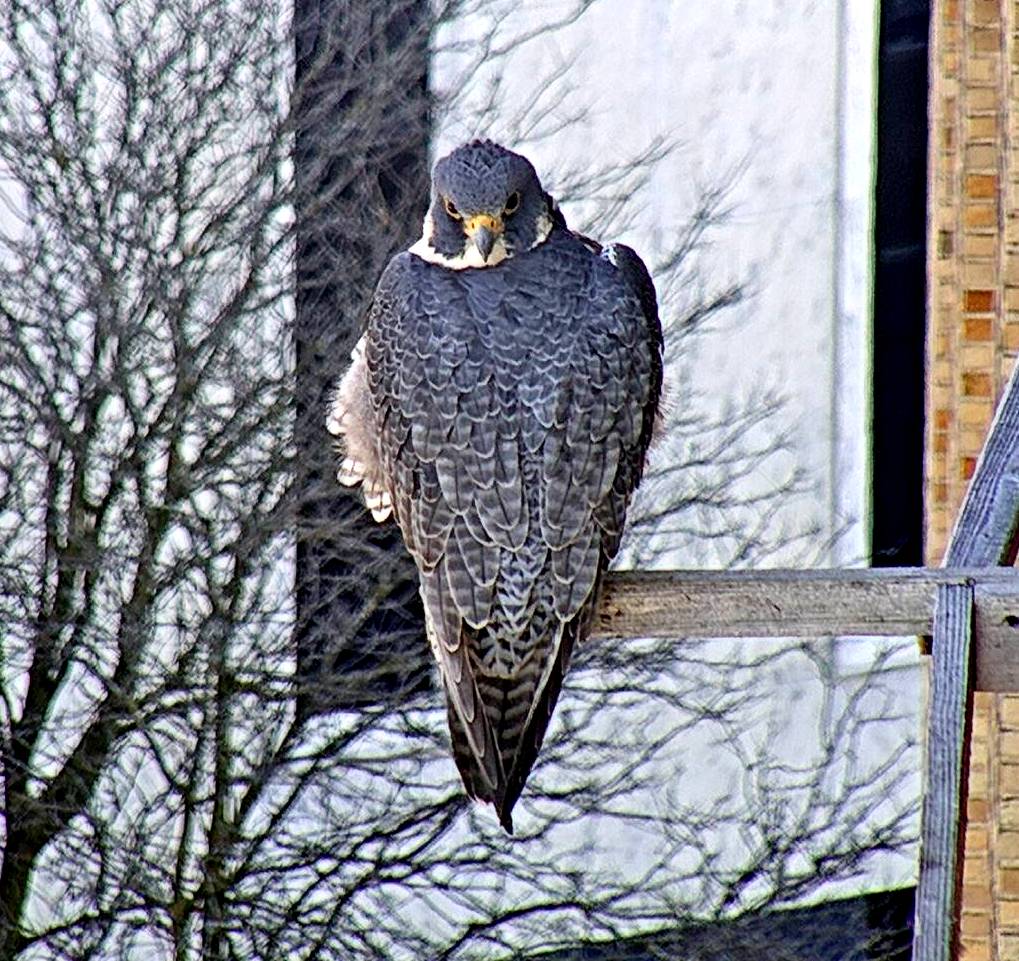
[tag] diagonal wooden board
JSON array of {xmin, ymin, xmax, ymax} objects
[{"xmin": 942, "ymin": 360, "xmax": 1019, "ymax": 570}]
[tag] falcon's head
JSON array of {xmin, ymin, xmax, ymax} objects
[{"xmin": 410, "ymin": 140, "xmax": 555, "ymax": 270}]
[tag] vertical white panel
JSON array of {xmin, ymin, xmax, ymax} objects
[{"xmin": 434, "ymin": 0, "xmax": 879, "ymax": 568}]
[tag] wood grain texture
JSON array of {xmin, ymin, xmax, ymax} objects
[
  {"xmin": 594, "ymin": 568, "xmax": 1019, "ymax": 690},
  {"xmin": 944, "ymin": 359, "xmax": 1019, "ymax": 567},
  {"xmin": 912, "ymin": 583, "xmax": 973, "ymax": 961},
  {"xmin": 928, "ymin": 366, "xmax": 1019, "ymax": 960}
]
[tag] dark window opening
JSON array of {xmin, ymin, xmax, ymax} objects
[{"xmin": 871, "ymin": 0, "xmax": 930, "ymax": 566}]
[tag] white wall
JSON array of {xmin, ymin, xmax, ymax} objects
[
  {"xmin": 431, "ymin": 0, "xmax": 923, "ymax": 903},
  {"xmin": 434, "ymin": 0, "xmax": 878, "ymax": 569}
]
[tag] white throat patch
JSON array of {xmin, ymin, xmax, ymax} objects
[{"xmin": 408, "ymin": 210, "xmax": 553, "ymax": 270}]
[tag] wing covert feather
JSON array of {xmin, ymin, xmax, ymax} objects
[{"xmin": 353, "ymin": 231, "xmax": 662, "ymax": 829}]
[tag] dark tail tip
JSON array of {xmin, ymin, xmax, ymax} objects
[{"xmin": 498, "ymin": 805, "xmax": 514, "ymax": 835}]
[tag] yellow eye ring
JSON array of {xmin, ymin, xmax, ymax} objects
[
  {"xmin": 504, "ymin": 191, "xmax": 521, "ymax": 216},
  {"xmin": 444, "ymin": 197, "xmax": 462, "ymax": 220}
]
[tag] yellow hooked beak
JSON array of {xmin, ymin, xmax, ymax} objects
[{"xmin": 464, "ymin": 213, "xmax": 503, "ymax": 262}]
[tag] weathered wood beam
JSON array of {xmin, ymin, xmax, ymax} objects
[
  {"xmin": 912, "ymin": 583, "xmax": 974, "ymax": 961},
  {"xmin": 595, "ymin": 567, "xmax": 1019, "ymax": 691}
]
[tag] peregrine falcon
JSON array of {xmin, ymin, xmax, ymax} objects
[{"xmin": 328, "ymin": 140, "xmax": 662, "ymax": 832}]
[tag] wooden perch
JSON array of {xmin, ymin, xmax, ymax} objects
[
  {"xmin": 595, "ymin": 567, "xmax": 1019, "ymax": 691},
  {"xmin": 585, "ymin": 359, "xmax": 1019, "ymax": 961}
]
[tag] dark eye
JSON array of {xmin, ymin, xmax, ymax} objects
[
  {"xmin": 504, "ymin": 191, "xmax": 521, "ymax": 216},
  {"xmin": 444, "ymin": 197, "xmax": 461, "ymax": 220}
]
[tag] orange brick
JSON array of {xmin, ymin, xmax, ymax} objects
[
  {"xmin": 967, "ymin": 143, "xmax": 999, "ymax": 167},
  {"xmin": 963, "ymin": 370, "xmax": 994, "ymax": 395},
  {"xmin": 961, "ymin": 935, "xmax": 992, "ymax": 960},
  {"xmin": 966, "ymin": 204, "xmax": 997, "ymax": 228},
  {"xmin": 968, "ymin": 114, "xmax": 998, "ymax": 139},
  {"xmin": 965, "ymin": 289, "xmax": 996, "ymax": 312},
  {"xmin": 961, "ymin": 455, "xmax": 977, "ymax": 479},
  {"xmin": 968, "ymin": 57, "xmax": 998, "ymax": 85},
  {"xmin": 965, "ymin": 883, "xmax": 994, "ymax": 911},
  {"xmin": 965, "ymin": 233, "xmax": 998, "ymax": 258},
  {"xmin": 1002, "ymin": 868, "xmax": 1019, "ymax": 896},
  {"xmin": 1002, "ymin": 831, "xmax": 1019, "ymax": 861},
  {"xmin": 962, "ymin": 910, "xmax": 992, "ymax": 937},
  {"xmin": 965, "ymin": 261, "xmax": 996, "ymax": 286},
  {"xmin": 966, "ymin": 316, "xmax": 995, "ymax": 340},
  {"xmin": 967, "ymin": 854, "xmax": 992, "ymax": 887},
  {"xmin": 967, "ymin": 825, "xmax": 991, "ymax": 851},
  {"xmin": 971, "ymin": 27, "xmax": 1001, "ymax": 52},
  {"xmin": 969, "ymin": 87, "xmax": 999, "ymax": 111},
  {"xmin": 968, "ymin": 173, "xmax": 998, "ymax": 198},
  {"xmin": 961, "ymin": 348, "xmax": 994, "ymax": 379},
  {"xmin": 1002, "ymin": 897, "xmax": 1019, "ymax": 927},
  {"xmin": 960, "ymin": 401, "xmax": 994, "ymax": 426},
  {"xmin": 969, "ymin": 761, "xmax": 989, "ymax": 792},
  {"xmin": 971, "ymin": 0, "xmax": 999, "ymax": 23},
  {"xmin": 969, "ymin": 797, "xmax": 990, "ymax": 822},
  {"xmin": 1003, "ymin": 767, "xmax": 1019, "ymax": 796},
  {"xmin": 935, "ymin": 408, "xmax": 953, "ymax": 430}
]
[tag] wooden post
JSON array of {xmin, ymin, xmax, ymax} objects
[{"xmin": 912, "ymin": 583, "xmax": 974, "ymax": 961}]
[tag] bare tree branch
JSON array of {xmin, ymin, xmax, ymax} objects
[{"xmin": 0, "ymin": 2, "xmax": 916, "ymax": 959}]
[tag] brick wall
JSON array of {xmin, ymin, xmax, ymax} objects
[{"xmin": 927, "ymin": 1, "xmax": 1019, "ymax": 958}]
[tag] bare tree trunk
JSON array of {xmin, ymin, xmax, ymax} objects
[
  {"xmin": 293, "ymin": 0, "xmax": 434, "ymax": 715},
  {"xmin": 0, "ymin": 2, "xmax": 919, "ymax": 956}
]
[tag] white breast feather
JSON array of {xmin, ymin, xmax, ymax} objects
[{"xmin": 327, "ymin": 336, "xmax": 393, "ymax": 522}]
